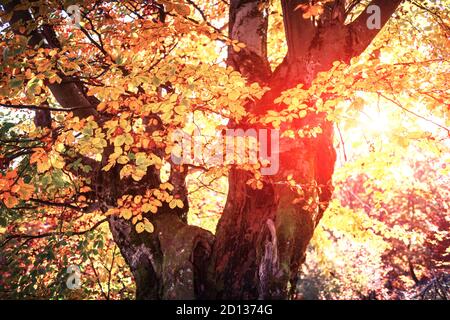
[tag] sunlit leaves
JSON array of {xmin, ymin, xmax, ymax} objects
[
  {"xmin": 30, "ymin": 148, "xmax": 51, "ymax": 173},
  {"xmin": 120, "ymin": 208, "xmax": 133, "ymax": 220},
  {"xmin": 0, "ymin": 171, "xmax": 34, "ymax": 208},
  {"xmin": 113, "ymin": 188, "xmax": 180, "ymax": 232},
  {"xmin": 135, "ymin": 218, "xmax": 154, "ymax": 234},
  {"xmin": 295, "ymin": 3, "xmax": 325, "ymax": 19},
  {"xmin": 169, "ymin": 198, "xmax": 184, "ymax": 209},
  {"xmin": 143, "ymin": 218, "xmax": 155, "ymax": 233},
  {"xmin": 142, "ymin": 203, "xmax": 158, "ymax": 214},
  {"xmin": 135, "ymin": 221, "xmax": 145, "ymax": 233},
  {"xmin": 160, "ymin": 0, "xmax": 191, "ymax": 16}
]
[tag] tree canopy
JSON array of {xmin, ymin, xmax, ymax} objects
[{"xmin": 0, "ymin": 0, "xmax": 449, "ymax": 300}]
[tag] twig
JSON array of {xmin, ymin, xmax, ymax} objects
[
  {"xmin": 0, "ymin": 218, "xmax": 108, "ymax": 248},
  {"xmin": 336, "ymin": 123, "xmax": 348, "ymax": 162},
  {"xmin": 378, "ymin": 93, "xmax": 450, "ymax": 134},
  {"xmin": 0, "ymin": 103, "xmax": 90, "ymax": 112}
]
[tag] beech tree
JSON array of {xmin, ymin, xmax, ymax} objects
[{"xmin": 0, "ymin": 0, "xmax": 449, "ymax": 299}]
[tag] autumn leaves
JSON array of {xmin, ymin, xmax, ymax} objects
[
  {"xmin": 0, "ymin": 170, "xmax": 34, "ymax": 209},
  {"xmin": 106, "ymin": 182, "xmax": 182, "ymax": 234}
]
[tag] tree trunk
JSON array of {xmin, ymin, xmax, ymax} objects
[
  {"xmin": 109, "ymin": 212, "xmax": 214, "ymax": 299},
  {"xmin": 209, "ymin": 0, "xmax": 402, "ymax": 299}
]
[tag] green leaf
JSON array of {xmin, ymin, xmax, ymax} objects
[{"xmin": 9, "ymin": 78, "xmax": 23, "ymax": 88}]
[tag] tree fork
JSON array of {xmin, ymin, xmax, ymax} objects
[{"xmin": 209, "ymin": 0, "xmax": 403, "ymax": 299}]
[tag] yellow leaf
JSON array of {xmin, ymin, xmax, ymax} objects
[
  {"xmin": 134, "ymin": 195, "xmax": 142, "ymax": 204},
  {"xmin": 160, "ymin": 182, "xmax": 174, "ymax": 191},
  {"xmin": 114, "ymin": 135, "xmax": 126, "ymax": 147},
  {"xmin": 135, "ymin": 222, "xmax": 145, "ymax": 234},
  {"xmin": 144, "ymin": 218, "xmax": 155, "ymax": 233},
  {"xmin": 142, "ymin": 203, "xmax": 158, "ymax": 214},
  {"xmin": 121, "ymin": 208, "xmax": 133, "ymax": 220},
  {"xmin": 256, "ymin": 180, "xmax": 264, "ymax": 190},
  {"xmin": 30, "ymin": 149, "xmax": 51, "ymax": 173},
  {"xmin": 170, "ymin": 199, "xmax": 184, "ymax": 209},
  {"xmin": 102, "ymin": 162, "xmax": 114, "ymax": 172},
  {"xmin": 228, "ymin": 90, "xmax": 240, "ymax": 101},
  {"xmin": 50, "ymin": 154, "xmax": 65, "ymax": 169},
  {"xmin": 132, "ymin": 166, "xmax": 147, "ymax": 181},
  {"xmin": 120, "ymin": 164, "xmax": 133, "ymax": 179},
  {"xmin": 17, "ymin": 183, "xmax": 34, "ymax": 200},
  {"xmin": 97, "ymin": 102, "xmax": 107, "ymax": 111}
]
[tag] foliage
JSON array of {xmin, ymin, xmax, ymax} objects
[{"xmin": 0, "ymin": 0, "xmax": 449, "ymax": 299}]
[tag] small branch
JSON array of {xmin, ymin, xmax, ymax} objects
[
  {"xmin": 336, "ymin": 123, "xmax": 348, "ymax": 162},
  {"xmin": 29, "ymin": 198, "xmax": 82, "ymax": 211},
  {"xmin": 107, "ymin": 246, "xmax": 117, "ymax": 300},
  {"xmin": 186, "ymin": 0, "xmax": 222, "ymax": 33},
  {"xmin": 0, "ymin": 218, "xmax": 108, "ymax": 248},
  {"xmin": 378, "ymin": 93, "xmax": 450, "ymax": 134},
  {"xmin": 0, "ymin": 103, "xmax": 91, "ymax": 112}
]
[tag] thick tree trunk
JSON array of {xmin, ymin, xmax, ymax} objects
[
  {"xmin": 209, "ymin": 0, "xmax": 402, "ymax": 299},
  {"xmin": 98, "ymin": 148, "xmax": 215, "ymax": 300},
  {"xmin": 109, "ymin": 212, "xmax": 214, "ymax": 299},
  {"xmin": 211, "ymin": 128, "xmax": 336, "ymax": 299},
  {"xmin": 208, "ymin": 0, "xmax": 337, "ymax": 300}
]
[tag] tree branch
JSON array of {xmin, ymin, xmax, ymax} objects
[
  {"xmin": 1, "ymin": 103, "xmax": 92, "ymax": 113},
  {"xmin": 5, "ymin": 0, "xmax": 98, "ymax": 119},
  {"xmin": 280, "ymin": 0, "xmax": 317, "ymax": 63},
  {"xmin": 378, "ymin": 92, "xmax": 450, "ymax": 134},
  {"xmin": 227, "ymin": 0, "xmax": 271, "ymax": 84},
  {"xmin": 347, "ymin": 0, "xmax": 404, "ymax": 57},
  {"xmin": 0, "ymin": 218, "xmax": 108, "ymax": 248}
]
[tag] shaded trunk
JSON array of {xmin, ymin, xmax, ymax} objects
[
  {"xmin": 98, "ymin": 149, "xmax": 215, "ymax": 300},
  {"xmin": 210, "ymin": 82, "xmax": 336, "ymax": 299},
  {"xmin": 211, "ymin": 131, "xmax": 335, "ymax": 299},
  {"xmin": 109, "ymin": 212, "xmax": 214, "ymax": 299}
]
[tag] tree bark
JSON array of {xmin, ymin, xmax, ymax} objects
[{"xmin": 210, "ymin": 0, "xmax": 403, "ymax": 299}]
